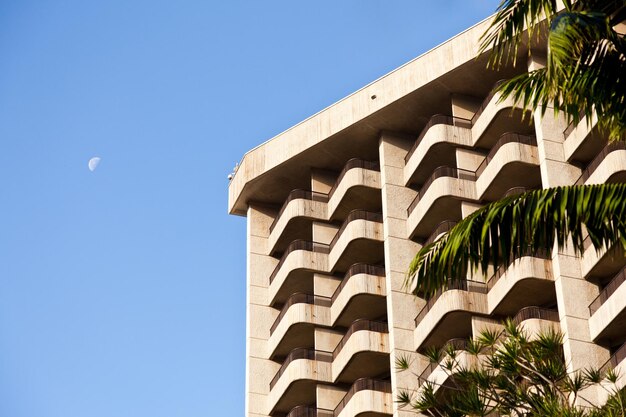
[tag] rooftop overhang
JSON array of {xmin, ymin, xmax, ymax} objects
[{"xmin": 227, "ymin": 15, "xmax": 536, "ymax": 216}]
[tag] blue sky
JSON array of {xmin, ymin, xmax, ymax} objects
[{"xmin": 0, "ymin": 1, "xmax": 497, "ymax": 416}]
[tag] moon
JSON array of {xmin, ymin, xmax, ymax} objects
[{"xmin": 88, "ymin": 157, "xmax": 101, "ymax": 172}]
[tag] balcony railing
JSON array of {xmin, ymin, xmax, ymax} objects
[
  {"xmin": 285, "ymin": 406, "xmax": 334, "ymax": 417},
  {"xmin": 575, "ymin": 141, "xmax": 626, "ymax": 185},
  {"xmin": 475, "ymin": 133, "xmax": 537, "ymax": 176},
  {"xmin": 486, "ymin": 248, "xmax": 550, "ymax": 290},
  {"xmin": 404, "ymin": 114, "xmax": 472, "ymax": 163},
  {"xmin": 407, "ymin": 166, "xmax": 477, "ymax": 215},
  {"xmin": 422, "ymin": 220, "xmax": 457, "ymax": 246},
  {"xmin": 600, "ymin": 342, "xmax": 626, "ymax": 373},
  {"xmin": 327, "ymin": 158, "xmax": 380, "ymax": 200},
  {"xmin": 331, "ymin": 263, "xmax": 386, "ymax": 303},
  {"xmin": 589, "ymin": 265, "xmax": 626, "ymax": 315},
  {"xmin": 471, "ymin": 79, "xmax": 507, "ymax": 126},
  {"xmin": 333, "ymin": 378, "xmax": 392, "ymax": 417},
  {"xmin": 269, "ymin": 348, "xmax": 332, "ymax": 390},
  {"xmin": 418, "ymin": 338, "xmax": 469, "ymax": 382},
  {"xmin": 563, "ymin": 110, "xmax": 586, "ymax": 138},
  {"xmin": 269, "ymin": 190, "xmax": 329, "ymax": 233},
  {"xmin": 269, "ymin": 240, "xmax": 330, "ymax": 284},
  {"xmin": 270, "ymin": 293, "xmax": 332, "ymax": 335},
  {"xmin": 414, "ymin": 279, "xmax": 488, "ymax": 326},
  {"xmin": 332, "ymin": 319, "xmax": 389, "ymax": 359},
  {"xmin": 503, "ymin": 186, "xmax": 532, "ymax": 197},
  {"xmin": 512, "ymin": 306, "xmax": 559, "ymax": 325},
  {"xmin": 328, "ymin": 210, "xmax": 383, "ymax": 249}
]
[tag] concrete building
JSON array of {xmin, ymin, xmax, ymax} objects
[{"xmin": 227, "ymin": 15, "xmax": 626, "ymax": 417}]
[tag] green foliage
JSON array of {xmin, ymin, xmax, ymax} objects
[
  {"xmin": 480, "ymin": 0, "xmax": 626, "ymax": 140},
  {"xmin": 396, "ymin": 324, "xmax": 625, "ymax": 417},
  {"xmin": 407, "ymin": 184, "xmax": 626, "ymax": 296}
]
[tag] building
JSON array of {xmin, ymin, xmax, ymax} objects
[{"xmin": 227, "ymin": 14, "xmax": 626, "ymax": 417}]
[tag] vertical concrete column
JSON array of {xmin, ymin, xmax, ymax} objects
[
  {"xmin": 246, "ymin": 204, "xmax": 281, "ymax": 417},
  {"xmin": 378, "ymin": 132, "xmax": 425, "ymax": 416},
  {"xmin": 311, "ymin": 169, "xmax": 338, "ymax": 244},
  {"xmin": 528, "ymin": 56, "xmax": 609, "ymax": 402}
]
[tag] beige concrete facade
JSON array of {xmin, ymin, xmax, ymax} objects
[{"xmin": 229, "ymin": 14, "xmax": 625, "ymax": 417}]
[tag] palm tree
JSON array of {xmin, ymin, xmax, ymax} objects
[
  {"xmin": 407, "ymin": 0, "xmax": 626, "ymax": 296},
  {"xmin": 396, "ymin": 321, "xmax": 626, "ymax": 416}
]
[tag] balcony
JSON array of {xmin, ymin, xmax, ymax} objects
[
  {"xmin": 269, "ymin": 293, "xmax": 331, "ymax": 359},
  {"xmin": 414, "ymin": 279, "xmax": 488, "ymax": 351},
  {"xmin": 418, "ymin": 339, "xmax": 474, "ymax": 393},
  {"xmin": 512, "ymin": 306, "xmax": 560, "ymax": 337},
  {"xmin": 563, "ymin": 112, "xmax": 603, "ymax": 164},
  {"xmin": 470, "ymin": 80, "xmax": 534, "ymax": 148},
  {"xmin": 269, "ymin": 240, "xmax": 330, "ymax": 305},
  {"xmin": 284, "ymin": 406, "xmax": 334, "ymax": 417},
  {"xmin": 268, "ymin": 190, "xmax": 329, "ymax": 255},
  {"xmin": 576, "ymin": 141, "xmax": 626, "ymax": 186},
  {"xmin": 332, "ymin": 320, "xmax": 389, "ymax": 383},
  {"xmin": 600, "ymin": 343, "xmax": 626, "ymax": 391},
  {"xmin": 333, "ymin": 378, "xmax": 392, "ymax": 417},
  {"xmin": 268, "ymin": 159, "xmax": 382, "ymax": 254},
  {"xmin": 474, "ymin": 133, "xmax": 541, "ymax": 201},
  {"xmin": 406, "ymin": 166, "xmax": 477, "ymax": 240},
  {"xmin": 487, "ymin": 249, "xmax": 555, "ymax": 315},
  {"xmin": 326, "ymin": 159, "xmax": 382, "ymax": 220},
  {"xmin": 404, "ymin": 115, "xmax": 473, "ymax": 187},
  {"xmin": 268, "ymin": 348, "xmax": 333, "ymax": 414},
  {"xmin": 588, "ymin": 266, "xmax": 626, "ymax": 343},
  {"xmin": 330, "ymin": 264, "xmax": 387, "ymax": 327},
  {"xmin": 328, "ymin": 210, "xmax": 384, "ymax": 273}
]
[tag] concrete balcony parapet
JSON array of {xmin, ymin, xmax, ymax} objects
[
  {"xmin": 331, "ymin": 320, "xmax": 390, "ymax": 383},
  {"xmin": 330, "ymin": 264, "xmax": 386, "ymax": 327},
  {"xmin": 268, "ymin": 348, "xmax": 333, "ymax": 414},
  {"xmin": 563, "ymin": 112, "xmax": 599, "ymax": 162},
  {"xmin": 487, "ymin": 251, "xmax": 554, "ymax": 315},
  {"xmin": 414, "ymin": 280, "xmax": 488, "ymax": 350},
  {"xmin": 588, "ymin": 266, "xmax": 626, "ymax": 342},
  {"xmin": 418, "ymin": 338, "xmax": 476, "ymax": 393},
  {"xmin": 403, "ymin": 115, "xmax": 473, "ymax": 186},
  {"xmin": 512, "ymin": 306, "xmax": 560, "ymax": 338},
  {"xmin": 333, "ymin": 378, "xmax": 392, "ymax": 417},
  {"xmin": 327, "ymin": 211, "xmax": 384, "ymax": 272},
  {"xmin": 267, "ymin": 159, "xmax": 381, "ymax": 254},
  {"xmin": 268, "ymin": 294, "xmax": 331, "ymax": 359},
  {"xmin": 268, "ymin": 241, "xmax": 330, "ymax": 305},
  {"xmin": 578, "ymin": 142, "xmax": 626, "ymax": 185},
  {"xmin": 406, "ymin": 168, "xmax": 477, "ymax": 240}
]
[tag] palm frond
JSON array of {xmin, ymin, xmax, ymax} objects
[{"xmin": 407, "ymin": 184, "xmax": 626, "ymax": 296}]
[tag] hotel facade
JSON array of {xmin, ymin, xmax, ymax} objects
[{"xmin": 227, "ymin": 15, "xmax": 626, "ymax": 417}]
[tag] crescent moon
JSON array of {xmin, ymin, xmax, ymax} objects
[{"xmin": 88, "ymin": 157, "xmax": 101, "ymax": 172}]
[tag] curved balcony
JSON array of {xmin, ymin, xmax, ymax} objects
[
  {"xmin": 406, "ymin": 166, "xmax": 478, "ymax": 240},
  {"xmin": 470, "ymin": 80, "xmax": 534, "ymax": 148},
  {"xmin": 418, "ymin": 339, "xmax": 474, "ymax": 393},
  {"xmin": 589, "ymin": 266, "xmax": 626, "ymax": 343},
  {"xmin": 512, "ymin": 306, "xmax": 560, "ymax": 338},
  {"xmin": 286, "ymin": 406, "xmax": 334, "ymax": 417},
  {"xmin": 487, "ymin": 249, "xmax": 555, "ymax": 315},
  {"xmin": 268, "ymin": 190, "xmax": 329, "ymax": 255},
  {"xmin": 576, "ymin": 141, "xmax": 626, "ymax": 185},
  {"xmin": 268, "ymin": 348, "xmax": 333, "ymax": 414},
  {"xmin": 327, "ymin": 159, "xmax": 382, "ymax": 220},
  {"xmin": 404, "ymin": 115, "xmax": 473, "ymax": 187},
  {"xmin": 269, "ymin": 293, "xmax": 331, "ymax": 359},
  {"xmin": 333, "ymin": 378, "xmax": 392, "ymax": 417},
  {"xmin": 330, "ymin": 264, "xmax": 387, "ymax": 327},
  {"xmin": 421, "ymin": 220, "xmax": 457, "ymax": 246},
  {"xmin": 332, "ymin": 320, "xmax": 389, "ymax": 383},
  {"xmin": 564, "ymin": 112, "xmax": 604, "ymax": 164},
  {"xmin": 474, "ymin": 133, "xmax": 541, "ymax": 201},
  {"xmin": 328, "ymin": 210, "xmax": 384, "ymax": 273},
  {"xmin": 600, "ymin": 343, "xmax": 626, "ymax": 391},
  {"xmin": 268, "ymin": 159, "xmax": 382, "ymax": 254},
  {"xmin": 269, "ymin": 241, "xmax": 330, "ymax": 306},
  {"xmin": 414, "ymin": 279, "xmax": 488, "ymax": 351}
]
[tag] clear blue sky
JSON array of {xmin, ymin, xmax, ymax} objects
[{"xmin": 0, "ymin": 1, "xmax": 497, "ymax": 416}]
